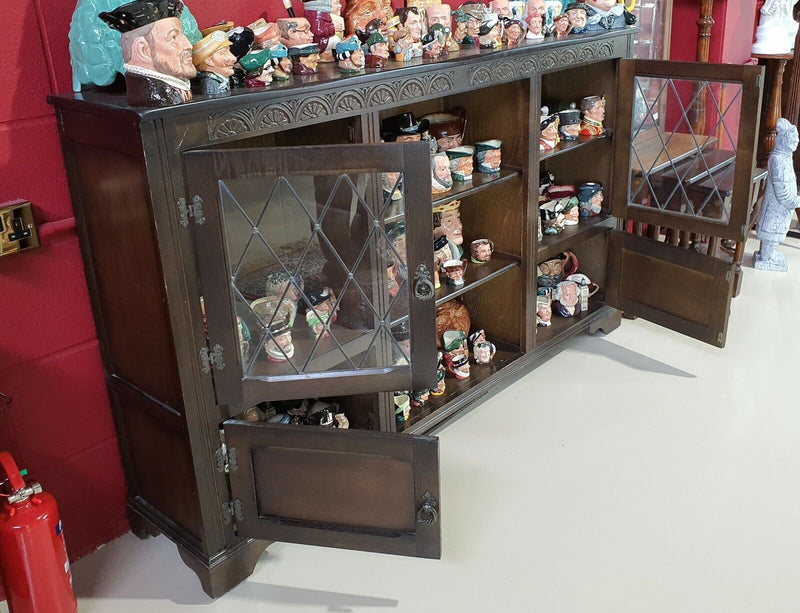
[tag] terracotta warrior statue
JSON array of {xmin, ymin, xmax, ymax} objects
[
  {"xmin": 99, "ymin": 0, "xmax": 196, "ymax": 106},
  {"xmin": 755, "ymin": 118, "xmax": 800, "ymax": 271}
]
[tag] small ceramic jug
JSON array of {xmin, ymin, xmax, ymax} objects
[
  {"xmin": 470, "ymin": 239, "xmax": 494, "ymax": 264},
  {"xmin": 443, "ymin": 258, "xmax": 468, "ymax": 286},
  {"xmin": 552, "ymin": 280, "xmax": 582, "ymax": 317},
  {"xmin": 536, "ymin": 250, "xmax": 578, "ymax": 288},
  {"xmin": 539, "ymin": 199, "xmax": 566, "ymax": 235},
  {"xmin": 446, "ymin": 146, "xmax": 476, "ymax": 181},
  {"xmin": 536, "ymin": 294, "xmax": 552, "ymax": 326},
  {"xmin": 475, "ymin": 140, "xmax": 502, "ymax": 173},
  {"xmin": 394, "ymin": 393, "xmax": 411, "ymax": 423},
  {"xmin": 565, "ymin": 273, "xmax": 599, "ymax": 311},
  {"xmin": 473, "ymin": 340, "xmax": 496, "ymax": 364}
]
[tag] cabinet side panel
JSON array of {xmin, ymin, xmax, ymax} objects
[{"xmin": 70, "ymin": 140, "xmax": 184, "ymax": 411}]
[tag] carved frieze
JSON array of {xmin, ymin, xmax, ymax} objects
[{"xmin": 206, "ymin": 38, "xmax": 620, "ymax": 140}]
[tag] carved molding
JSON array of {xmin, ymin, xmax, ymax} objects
[
  {"xmin": 469, "ymin": 40, "xmax": 615, "ymax": 85},
  {"xmin": 207, "ymin": 71, "xmax": 455, "ymax": 140}
]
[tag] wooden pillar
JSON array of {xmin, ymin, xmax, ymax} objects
[
  {"xmin": 689, "ymin": 0, "xmax": 714, "ymax": 134},
  {"xmin": 754, "ymin": 53, "xmax": 793, "ymax": 166}
]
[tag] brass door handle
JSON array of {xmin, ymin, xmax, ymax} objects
[{"xmin": 416, "ymin": 491, "xmax": 439, "ymax": 525}]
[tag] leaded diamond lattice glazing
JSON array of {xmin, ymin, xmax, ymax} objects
[
  {"xmin": 629, "ymin": 76, "xmax": 743, "ymax": 224},
  {"xmin": 219, "ymin": 170, "xmax": 411, "ymax": 378}
]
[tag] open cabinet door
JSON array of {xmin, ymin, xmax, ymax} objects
[
  {"xmin": 606, "ymin": 230, "xmax": 735, "ymax": 347},
  {"xmin": 183, "ymin": 142, "xmax": 436, "ymax": 414},
  {"xmin": 223, "ymin": 420, "xmax": 440, "ymax": 558},
  {"xmin": 613, "ymin": 59, "xmax": 763, "ymax": 242}
]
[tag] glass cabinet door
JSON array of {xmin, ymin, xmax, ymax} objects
[
  {"xmin": 183, "ymin": 142, "xmax": 436, "ymax": 413},
  {"xmin": 613, "ymin": 59, "xmax": 763, "ymax": 242}
]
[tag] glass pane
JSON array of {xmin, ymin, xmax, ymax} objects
[
  {"xmin": 220, "ymin": 168, "xmax": 411, "ymax": 379},
  {"xmin": 632, "ymin": 1, "xmax": 666, "ymax": 61},
  {"xmin": 629, "ymin": 75, "xmax": 743, "ymax": 225}
]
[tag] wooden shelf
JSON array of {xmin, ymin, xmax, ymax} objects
[
  {"xmin": 435, "ymin": 252, "xmax": 520, "ymax": 304},
  {"xmin": 397, "ymin": 340, "xmax": 523, "ymax": 433},
  {"xmin": 431, "ymin": 167, "xmax": 522, "ymax": 207},
  {"xmin": 537, "ymin": 214, "xmax": 615, "ymax": 261},
  {"xmin": 535, "ymin": 300, "xmax": 606, "ymax": 349},
  {"xmin": 540, "ymin": 132, "xmax": 610, "ymax": 162}
]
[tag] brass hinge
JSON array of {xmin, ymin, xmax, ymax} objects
[
  {"xmin": 221, "ymin": 499, "xmax": 244, "ymax": 525},
  {"xmin": 215, "ymin": 444, "xmax": 238, "ymax": 473},
  {"xmin": 178, "ymin": 195, "xmax": 206, "ymax": 227},
  {"xmin": 200, "ymin": 344, "xmax": 225, "ymax": 374}
]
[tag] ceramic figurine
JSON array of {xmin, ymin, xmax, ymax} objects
[
  {"xmin": 565, "ymin": 2, "xmax": 588, "ymax": 33},
  {"xmin": 539, "ymin": 169, "xmax": 556, "ymax": 195},
  {"xmin": 240, "ymin": 49, "xmax": 275, "ymax": 87},
  {"xmin": 236, "ymin": 316, "xmax": 251, "ymax": 357},
  {"xmin": 578, "ymin": 182, "xmax": 604, "ymax": 217},
  {"xmin": 584, "ymin": 0, "xmax": 635, "ymax": 31},
  {"xmin": 755, "ymin": 118, "xmax": 800, "ymax": 271},
  {"xmin": 335, "ymin": 412, "xmax": 350, "ymax": 428},
  {"xmin": 278, "ymin": 17, "xmax": 315, "ymax": 48},
  {"xmin": 552, "ymin": 13, "xmax": 571, "ymax": 37},
  {"xmin": 558, "ymin": 105, "xmax": 581, "ymax": 141},
  {"xmin": 536, "ymin": 295, "xmax": 552, "ymax": 326},
  {"xmin": 454, "ymin": 2, "xmax": 486, "ymax": 45},
  {"xmin": 489, "ymin": 0, "xmax": 512, "ymax": 17},
  {"xmin": 580, "ymin": 95, "xmax": 606, "ymax": 136},
  {"xmin": 525, "ymin": 11, "xmax": 544, "ymax": 39},
  {"xmin": 394, "ymin": 393, "xmax": 411, "ymax": 422},
  {"xmin": 545, "ymin": 1, "xmax": 564, "ymax": 24},
  {"xmin": 365, "ymin": 31, "xmax": 390, "ymax": 67},
  {"xmin": 432, "ymin": 199, "xmax": 464, "ymax": 259},
  {"xmin": 304, "ymin": 0, "xmax": 342, "ymax": 62},
  {"xmin": 70, "ymin": 0, "xmax": 201, "ymax": 92},
  {"xmin": 478, "ymin": 12, "xmax": 501, "ymax": 48},
  {"xmin": 426, "ymin": 4, "xmax": 459, "ymax": 52},
  {"xmin": 561, "ymin": 197, "xmax": 580, "ymax": 225},
  {"xmin": 98, "ymin": 0, "xmax": 196, "ymax": 107},
  {"xmin": 265, "ymin": 270, "xmax": 303, "ymax": 305},
  {"xmin": 248, "ymin": 19, "xmax": 279, "ymax": 48},
  {"xmin": 382, "ymin": 172, "xmax": 403, "ymax": 204},
  {"xmin": 386, "ymin": 260, "xmax": 400, "ymax": 297},
  {"xmin": 431, "ymin": 152, "xmax": 454, "ymax": 194},
  {"xmin": 443, "ymin": 329, "xmax": 469, "ymax": 358},
  {"xmin": 386, "ymin": 220, "xmax": 408, "ymax": 268},
  {"xmin": 753, "ymin": 0, "xmax": 799, "ymax": 55},
  {"xmin": 443, "ymin": 258, "xmax": 468, "ymax": 286},
  {"xmin": 305, "ymin": 285, "xmax": 338, "ymax": 338},
  {"xmin": 264, "ymin": 324, "xmax": 295, "ymax": 361},
  {"xmin": 335, "ymin": 35, "xmax": 365, "ymax": 71},
  {"xmin": 290, "ymin": 43, "xmax": 321, "ymax": 74},
  {"xmin": 344, "ymin": 0, "xmax": 394, "ymax": 37},
  {"xmin": 330, "ymin": 0, "xmax": 346, "ymax": 46},
  {"xmin": 431, "ymin": 351, "xmax": 447, "ymax": 395},
  {"xmin": 433, "ymin": 234, "xmax": 453, "ymax": 289},
  {"xmin": 435, "ymin": 300, "xmax": 471, "ymax": 348},
  {"xmin": 392, "ymin": 321, "xmax": 411, "ymax": 365},
  {"xmin": 269, "ymin": 44, "xmax": 293, "ymax": 80},
  {"xmin": 422, "ymin": 24, "xmax": 448, "ymax": 59},
  {"xmin": 423, "ymin": 110, "xmax": 467, "ymax": 152},
  {"xmin": 251, "ymin": 296, "xmax": 298, "ymax": 334},
  {"xmin": 539, "ymin": 200, "xmax": 565, "ymax": 235},
  {"xmin": 227, "ymin": 26, "xmax": 255, "ymax": 59},
  {"xmin": 475, "ymin": 140, "xmax": 502, "ymax": 173},
  {"xmin": 545, "ymin": 184, "xmax": 578, "ymax": 225},
  {"xmin": 443, "ymin": 350, "xmax": 470, "ymax": 379},
  {"xmin": 199, "ymin": 21, "xmax": 234, "ymax": 37},
  {"xmin": 393, "ymin": 7, "xmax": 424, "ymax": 61},
  {"xmin": 527, "ymin": 0, "xmax": 552, "ymax": 33},
  {"xmin": 470, "ymin": 238, "xmax": 494, "ymax": 264},
  {"xmin": 381, "ymin": 113, "xmax": 430, "ymax": 142},
  {"xmin": 552, "ymin": 280, "xmax": 581, "ymax": 317},
  {"xmin": 446, "ymin": 146, "xmax": 475, "ymax": 182},
  {"xmin": 540, "ymin": 108, "xmax": 560, "ymax": 151},
  {"xmin": 411, "ymin": 389, "xmax": 430, "ymax": 408},
  {"xmin": 469, "ymin": 329, "xmax": 496, "ymax": 364},
  {"xmin": 502, "ymin": 18, "xmax": 527, "ymax": 46},
  {"xmin": 537, "ymin": 251, "xmax": 578, "ymax": 288},
  {"xmin": 192, "ymin": 31, "xmax": 236, "ymax": 96},
  {"xmin": 565, "ymin": 273, "xmax": 599, "ymax": 311}
]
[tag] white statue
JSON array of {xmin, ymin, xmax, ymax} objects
[
  {"xmin": 752, "ymin": 0, "xmax": 798, "ymax": 55},
  {"xmin": 754, "ymin": 118, "xmax": 800, "ymax": 272}
]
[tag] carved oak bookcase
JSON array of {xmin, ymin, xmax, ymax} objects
[{"xmin": 49, "ymin": 28, "xmax": 762, "ymax": 597}]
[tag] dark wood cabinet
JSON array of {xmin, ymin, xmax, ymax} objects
[{"xmin": 49, "ymin": 28, "xmax": 762, "ymax": 598}]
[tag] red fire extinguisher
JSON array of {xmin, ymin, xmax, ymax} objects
[{"xmin": 0, "ymin": 451, "xmax": 78, "ymax": 613}]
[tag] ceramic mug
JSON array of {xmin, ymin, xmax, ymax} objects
[
  {"xmin": 473, "ymin": 340, "xmax": 496, "ymax": 364},
  {"xmin": 539, "ymin": 199, "xmax": 565, "ymax": 235},
  {"xmin": 446, "ymin": 146, "xmax": 475, "ymax": 182},
  {"xmin": 470, "ymin": 239, "xmax": 494, "ymax": 264},
  {"xmin": 443, "ymin": 258, "xmax": 468, "ymax": 286},
  {"xmin": 536, "ymin": 294, "xmax": 552, "ymax": 327},
  {"xmin": 394, "ymin": 393, "xmax": 411, "ymax": 423},
  {"xmin": 475, "ymin": 140, "xmax": 502, "ymax": 173},
  {"xmin": 551, "ymin": 280, "xmax": 582, "ymax": 317},
  {"xmin": 536, "ymin": 250, "xmax": 578, "ymax": 288},
  {"xmin": 565, "ymin": 273, "xmax": 599, "ymax": 311}
]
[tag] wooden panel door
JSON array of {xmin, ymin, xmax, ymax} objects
[
  {"xmin": 606, "ymin": 230, "xmax": 734, "ymax": 347},
  {"xmin": 223, "ymin": 420, "xmax": 441, "ymax": 558},
  {"xmin": 183, "ymin": 143, "xmax": 437, "ymax": 414},
  {"xmin": 613, "ymin": 59, "xmax": 763, "ymax": 241}
]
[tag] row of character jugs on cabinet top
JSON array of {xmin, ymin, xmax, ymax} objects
[{"xmin": 89, "ymin": 0, "xmax": 635, "ymax": 107}]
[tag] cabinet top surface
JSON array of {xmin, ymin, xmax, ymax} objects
[{"xmin": 48, "ymin": 28, "xmax": 634, "ymax": 120}]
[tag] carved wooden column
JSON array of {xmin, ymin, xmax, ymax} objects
[
  {"xmin": 689, "ymin": 0, "xmax": 714, "ymax": 133},
  {"xmin": 754, "ymin": 53, "xmax": 793, "ymax": 166}
]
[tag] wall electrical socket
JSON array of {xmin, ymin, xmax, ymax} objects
[{"xmin": 0, "ymin": 200, "xmax": 39, "ymax": 257}]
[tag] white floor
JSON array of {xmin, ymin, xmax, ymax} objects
[{"xmin": 15, "ymin": 231, "xmax": 800, "ymax": 612}]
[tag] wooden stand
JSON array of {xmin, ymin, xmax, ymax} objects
[{"xmin": 754, "ymin": 53, "xmax": 793, "ymax": 166}]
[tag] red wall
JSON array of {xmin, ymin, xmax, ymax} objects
[{"xmin": 669, "ymin": 0, "xmax": 759, "ymax": 64}]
